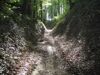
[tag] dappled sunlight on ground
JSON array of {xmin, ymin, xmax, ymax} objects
[
  {"xmin": 16, "ymin": 52, "xmax": 42, "ymax": 75},
  {"xmin": 46, "ymin": 45, "xmax": 56, "ymax": 55}
]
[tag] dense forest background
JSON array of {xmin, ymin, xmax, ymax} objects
[
  {"xmin": 0, "ymin": 0, "xmax": 79, "ymax": 28},
  {"xmin": 0, "ymin": 0, "xmax": 100, "ymax": 75}
]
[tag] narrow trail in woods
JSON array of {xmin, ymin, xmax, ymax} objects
[
  {"xmin": 30, "ymin": 25, "xmax": 70, "ymax": 75},
  {"xmin": 31, "ymin": 27, "xmax": 57, "ymax": 75}
]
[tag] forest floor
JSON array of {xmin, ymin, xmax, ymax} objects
[{"xmin": 16, "ymin": 27, "xmax": 65, "ymax": 75}]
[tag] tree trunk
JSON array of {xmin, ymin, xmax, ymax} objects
[
  {"xmin": 40, "ymin": 0, "xmax": 43, "ymax": 21},
  {"xmin": 68, "ymin": 0, "xmax": 73, "ymax": 9},
  {"xmin": 22, "ymin": 0, "xmax": 33, "ymax": 17}
]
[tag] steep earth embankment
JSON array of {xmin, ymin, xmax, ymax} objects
[
  {"xmin": 0, "ymin": 18, "xmax": 40, "ymax": 75},
  {"xmin": 52, "ymin": 0, "xmax": 100, "ymax": 75}
]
